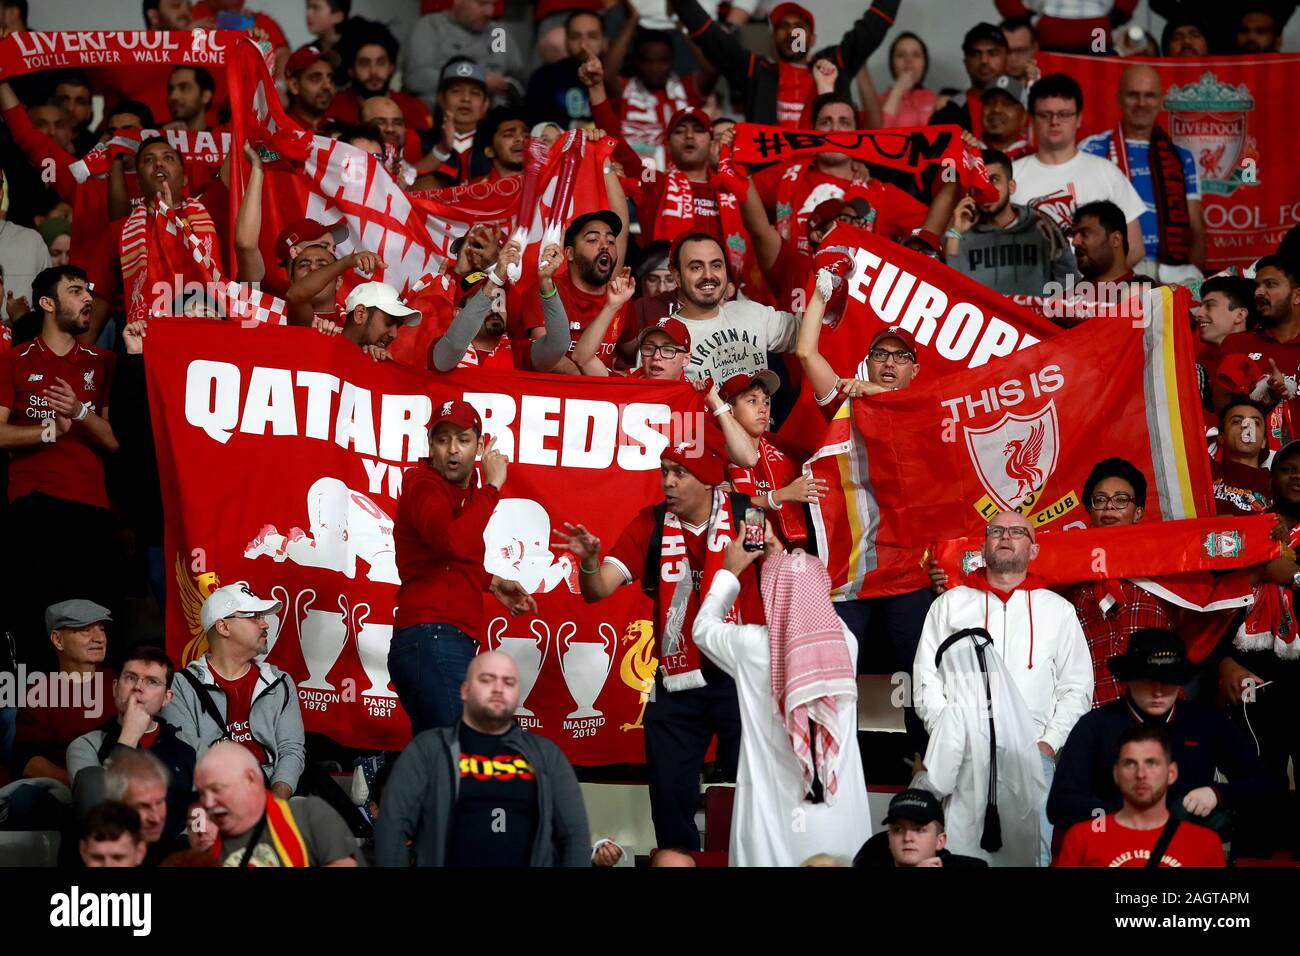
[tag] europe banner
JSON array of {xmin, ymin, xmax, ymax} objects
[{"xmin": 146, "ymin": 321, "xmax": 704, "ymax": 762}]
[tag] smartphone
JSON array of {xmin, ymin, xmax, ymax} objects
[
  {"xmin": 743, "ymin": 507, "xmax": 765, "ymax": 552},
  {"xmin": 216, "ymin": 11, "xmax": 256, "ymax": 32}
]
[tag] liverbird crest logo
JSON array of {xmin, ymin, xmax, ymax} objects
[{"xmin": 964, "ymin": 402, "xmax": 1061, "ymax": 512}]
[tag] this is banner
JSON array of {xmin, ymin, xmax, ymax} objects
[
  {"xmin": 1036, "ymin": 52, "xmax": 1300, "ymax": 269},
  {"xmin": 772, "ymin": 225, "xmax": 1061, "ymax": 464},
  {"xmin": 146, "ymin": 321, "xmax": 703, "ymax": 762},
  {"xmin": 808, "ymin": 285, "xmax": 1213, "ymax": 598}
]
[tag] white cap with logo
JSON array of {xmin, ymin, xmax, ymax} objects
[
  {"xmin": 344, "ymin": 281, "xmax": 422, "ymax": 326},
  {"xmin": 200, "ymin": 583, "xmax": 284, "ymax": 633}
]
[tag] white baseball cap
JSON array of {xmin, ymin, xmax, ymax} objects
[
  {"xmin": 344, "ymin": 281, "xmax": 422, "ymax": 326},
  {"xmin": 200, "ymin": 583, "xmax": 283, "ymax": 633}
]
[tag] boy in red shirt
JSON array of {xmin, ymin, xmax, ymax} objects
[{"xmin": 1056, "ymin": 724, "xmax": 1227, "ymax": 867}]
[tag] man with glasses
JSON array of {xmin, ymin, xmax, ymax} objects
[
  {"xmin": 917, "ymin": 509, "xmax": 1093, "ymax": 866},
  {"xmin": 1080, "ymin": 65, "xmax": 1206, "ymax": 284},
  {"xmin": 629, "ymin": 319, "xmax": 692, "ymax": 381},
  {"xmin": 67, "ymin": 646, "xmax": 196, "ymax": 853},
  {"xmin": 1062, "ymin": 458, "xmax": 1182, "ymax": 709},
  {"xmin": 1011, "ymin": 73, "xmax": 1146, "ymax": 270},
  {"xmin": 162, "ymin": 584, "xmax": 305, "ymax": 802}
]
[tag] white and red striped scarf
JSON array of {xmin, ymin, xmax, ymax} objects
[
  {"xmin": 155, "ymin": 200, "xmax": 288, "ymax": 325},
  {"xmin": 762, "ymin": 551, "xmax": 856, "ymax": 804},
  {"xmin": 120, "ymin": 197, "xmax": 220, "ymax": 323}
]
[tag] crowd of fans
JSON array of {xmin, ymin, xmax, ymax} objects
[{"xmin": 2, "ymin": 0, "xmax": 1300, "ymax": 869}]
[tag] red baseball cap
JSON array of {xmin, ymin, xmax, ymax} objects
[
  {"xmin": 430, "ymin": 399, "xmax": 482, "ymax": 435},
  {"xmin": 870, "ymin": 326, "xmax": 918, "ymax": 354},
  {"xmin": 666, "ymin": 107, "xmax": 712, "ymax": 137},
  {"xmin": 275, "ymin": 218, "xmax": 349, "ymax": 265},
  {"xmin": 770, "ymin": 2, "xmax": 815, "ymax": 32},
  {"xmin": 637, "ymin": 317, "xmax": 692, "ymax": 352},
  {"xmin": 662, "ymin": 439, "xmax": 726, "ymax": 487},
  {"xmin": 286, "ymin": 46, "xmax": 339, "ymax": 76},
  {"xmin": 719, "ymin": 369, "xmax": 781, "ymax": 403}
]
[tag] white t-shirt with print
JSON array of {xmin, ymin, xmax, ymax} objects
[{"xmin": 1010, "ymin": 150, "xmax": 1148, "ymax": 232}]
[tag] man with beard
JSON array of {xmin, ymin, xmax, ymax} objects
[
  {"xmin": 1056, "ymin": 725, "xmax": 1226, "ymax": 866},
  {"xmin": 508, "ymin": 209, "xmax": 631, "ymax": 372},
  {"xmin": 376, "ymin": 652, "xmax": 590, "ymax": 867},
  {"xmin": 1214, "ymin": 257, "xmax": 1300, "ymax": 439},
  {"xmin": 976, "ymin": 75, "xmax": 1031, "ymax": 158},
  {"xmin": 915, "ymin": 509, "xmax": 1093, "ymax": 865},
  {"xmin": 525, "ymin": 10, "xmax": 611, "ymax": 129},
  {"xmin": 930, "ymin": 23, "xmax": 1010, "ymax": 135},
  {"xmin": 1161, "ymin": 14, "xmax": 1211, "ymax": 56},
  {"xmin": 1080, "ymin": 65, "xmax": 1205, "ymax": 283},
  {"xmin": 946, "ymin": 148, "xmax": 1078, "ymax": 297},
  {"xmin": 164, "ymin": 66, "xmax": 215, "ymax": 134},
  {"xmin": 0, "ymin": 267, "xmax": 120, "ymax": 670},
  {"xmin": 1069, "ymin": 200, "xmax": 1152, "ymax": 304},
  {"xmin": 422, "ymin": 59, "xmax": 489, "ymax": 186},
  {"xmin": 285, "ymin": 46, "xmax": 338, "ymax": 131},
  {"xmin": 1236, "ymin": 6, "xmax": 1285, "ymax": 51},
  {"xmin": 672, "ymin": 0, "xmax": 900, "ymax": 128},
  {"xmin": 359, "ymin": 95, "xmax": 422, "ymax": 168},
  {"xmin": 329, "ymin": 281, "xmax": 422, "ymax": 361},
  {"xmin": 664, "ymin": 232, "xmax": 799, "ymax": 384},
  {"xmin": 329, "ymin": 21, "xmax": 433, "ymax": 135}
]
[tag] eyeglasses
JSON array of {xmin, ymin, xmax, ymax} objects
[
  {"xmin": 1033, "ymin": 109, "xmax": 1078, "ymax": 122},
  {"xmin": 986, "ymin": 525, "xmax": 1032, "ymax": 539},
  {"xmin": 226, "ymin": 611, "xmax": 268, "ymax": 621},
  {"xmin": 867, "ymin": 347, "xmax": 916, "ymax": 364},
  {"xmin": 640, "ymin": 343, "xmax": 685, "ymax": 359},
  {"xmin": 1089, "ymin": 493, "xmax": 1136, "ymax": 510},
  {"xmin": 119, "ymin": 673, "xmax": 166, "ymax": 690}
]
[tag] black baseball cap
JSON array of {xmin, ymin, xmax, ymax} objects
[
  {"xmin": 881, "ymin": 788, "xmax": 944, "ymax": 827},
  {"xmin": 963, "ymin": 23, "xmax": 1008, "ymax": 54},
  {"xmin": 564, "ymin": 210, "xmax": 622, "ymax": 249}
]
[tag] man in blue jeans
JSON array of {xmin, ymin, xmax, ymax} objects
[{"xmin": 391, "ymin": 400, "xmax": 536, "ymax": 734}]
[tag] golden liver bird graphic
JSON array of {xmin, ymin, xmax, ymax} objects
[
  {"xmin": 1003, "ymin": 421, "xmax": 1046, "ymax": 502},
  {"xmin": 176, "ymin": 554, "xmax": 221, "ymax": 665},
  {"xmin": 617, "ymin": 619, "xmax": 658, "ymax": 732}
]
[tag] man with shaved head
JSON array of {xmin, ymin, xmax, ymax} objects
[
  {"xmin": 376, "ymin": 652, "xmax": 591, "ymax": 867},
  {"xmin": 915, "ymin": 510, "xmax": 1093, "ymax": 866},
  {"xmin": 193, "ymin": 741, "xmax": 360, "ymax": 867},
  {"xmin": 1080, "ymin": 64, "xmax": 1206, "ymax": 283}
]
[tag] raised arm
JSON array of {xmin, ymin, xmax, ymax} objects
[
  {"xmin": 529, "ymin": 244, "xmax": 576, "ymax": 372},
  {"xmin": 795, "ymin": 286, "xmax": 843, "ymax": 402},
  {"xmin": 738, "ymin": 180, "xmax": 782, "ymax": 271},
  {"xmin": 573, "ymin": 267, "xmax": 634, "ymax": 372},
  {"xmin": 669, "ymin": 0, "xmax": 754, "ymax": 96},
  {"xmin": 233, "ymin": 144, "xmax": 266, "ymax": 283},
  {"xmin": 285, "ymin": 251, "xmax": 383, "ymax": 326},
  {"xmin": 822, "ymin": 0, "xmax": 902, "ymax": 85}
]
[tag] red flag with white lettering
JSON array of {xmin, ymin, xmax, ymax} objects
[{"xmin": 146, "ymin": 320, "xmax": 702, "ymax": 761}]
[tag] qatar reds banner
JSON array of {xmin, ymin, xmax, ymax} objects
[
  {"xmin": 808, "ymin": 285, "xmax": 1213, "ymax": 598},
  {"xmin": 772, "ymin": 224, "xmax": 1061, "ymax": 464},
  {"xmin": 146, "ymin": 321, "xmax": 704, "ymax": 762},
  {"xmin": 1036, "ymin": 52, "xmax": 1300, "ymax": 269}
]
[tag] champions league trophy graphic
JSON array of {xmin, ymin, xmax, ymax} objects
[
  {"xmin": 295, "ymin": 589, "xmax": 350, "ymax": 691},
  {"xmin": 559, "ymin": 623, "xmax": 616, "ymax": 720},
  {"xmin": 350, "ymin": 602, "xmax": 397, "ymax": 698},
  {"xmin": 488, "ymin": 617, "xmax": 573, "ymax": 717},
  {"xmin": 244, "ymin": 477, "xmax": 400, "ymax": 584},
  {"xmin": 255, "ymin": 585, "xmax": 290, "ymax": 665},
  {"xmin": 482, "ymin": 498, "xmax": 580, "ymax": 594}
]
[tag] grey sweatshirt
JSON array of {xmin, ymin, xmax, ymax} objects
[
  {"xmin": 432, "ymin": 282, "xmax": 572, "ymax": 372},
  {"xmin": 951, "ymin": 204, "xmax": 1079, "ymax": 298}
]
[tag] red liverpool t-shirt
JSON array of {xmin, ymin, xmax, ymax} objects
[
  {"xmin": 0, "ymin": 337, "xmax": 116, "ymax": 509},
  {"xmin": 1056, "ymin": 815, "xmax": 1226, "ymax": 867},
  {"xmin": 207, "ymin": 660, "xmax": 269, "ymax": 765},
  {"xmin": 510, "ymin": 272, "xmax": 626, "ymax": 369}
]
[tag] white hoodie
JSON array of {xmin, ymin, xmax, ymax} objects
[{"xmin": 913, "ymin": 578, "xmax": 1093, "ymax": 754}]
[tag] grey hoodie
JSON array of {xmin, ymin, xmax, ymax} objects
[
  {"xmin": 161, "ymin": 657, "xmax": 305, "ymax": 792},
  {"xmin": 951, "ymin": 204, "xmax": 1078, "ymax": 297},
  {"xmin": 376, "ymin": 722, "xmax": 590, "ymax": 867}
]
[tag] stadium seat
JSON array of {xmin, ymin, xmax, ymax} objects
[{"xmin": 857, "ymin": 675, "xmax": 906, "ymax": 733}]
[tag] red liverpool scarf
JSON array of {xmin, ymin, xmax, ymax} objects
[
  {"xmin": 1236, "ymin": 521, "xmax": 1300, "ymax": 659},
  {"xmin": 1108, "ymin": 124, "xmax": 1192, "ymax": 265},
  {"xmin": 211, "ymin": 792, "xmax": 310, "ymax": 867},
  {"xmin": 119, "ymin": 197, "xmax": 219, "ymax": 323},
  {"xmin": 658, "ymin": 489, "xmax": 739, "ymax": 691},
  {"xmin": 729, "ymin": 436, "xmax": 809, "ymax": 546}
]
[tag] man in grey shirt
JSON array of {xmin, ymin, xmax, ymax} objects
[
  {"xmin": 402, "ymin": 0, "xmax": 529, "ymax": 112},
  {"xmin": 944, "ymin": 148, "xmax": 1078, "ymax": 298}
]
